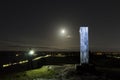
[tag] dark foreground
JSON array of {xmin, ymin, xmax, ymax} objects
[
  {"xmin": 0, "ymin": 51, "xmax": 120, "ymax": 80},
  {"xmin": 0, "ymin": 64, "xmax": 120, "ymax": 80}
]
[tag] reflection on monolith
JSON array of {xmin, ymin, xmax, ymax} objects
[{"xmin": 79, "ymin": 27, "xmax": 89, "ymax": 64}]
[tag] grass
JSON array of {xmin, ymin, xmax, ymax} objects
[{"xmin": 0, "ymin": 66, "xmax": 56, "ymax": 80}]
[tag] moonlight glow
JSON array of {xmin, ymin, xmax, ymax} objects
[
  {"xmin": 59, "ymin": 28, "xmax": 71, "ymax": 39},
  {"xmin": 59, "ymin": 29, "xmax": 67, "ymax": 37},
  {"xmin": 61, "ymin": 29, "xmax": 66, "ymax": 34}
]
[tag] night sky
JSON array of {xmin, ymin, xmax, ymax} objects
[{"xmin": 0, "ymin": 0, "xmax": 120, "ymax": 51}]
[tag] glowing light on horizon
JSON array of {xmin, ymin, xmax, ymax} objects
[{"xmin": 29, "ymin": 50, "xmax": 35, "ymax": 55}]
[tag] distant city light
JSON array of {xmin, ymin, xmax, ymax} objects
[
  {"xmin": 19, "ymin": 60, "xmax": 28, "ymax": 64},
  {"xmin": 3, "ymin": 63, "xmax": 12, "ymax": 67}
]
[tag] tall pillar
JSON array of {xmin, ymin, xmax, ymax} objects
[{"xmin": 79, "ymin": 27, "xmax": 89, "ymax": 64}]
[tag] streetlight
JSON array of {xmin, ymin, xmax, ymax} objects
[
  {"xmin": 29, "ymin": 50, "xmax": 35, "ymax": 55},
  {"xmin": 28, "ymin": 49, "xmax": 35, "ymax": 69}
]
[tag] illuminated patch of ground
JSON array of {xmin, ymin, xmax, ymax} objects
[{"xmin": 0, "ymin": 66, "xmax": 56, "ymax": 80}]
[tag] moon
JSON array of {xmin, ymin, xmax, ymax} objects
[
  {"xmin": 61, "ymin": 29, "xmax": 66, "ymax": 34},
  {"xmin": 59, "ymin": 28, "xmax": 72, "ymax": 39}
]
